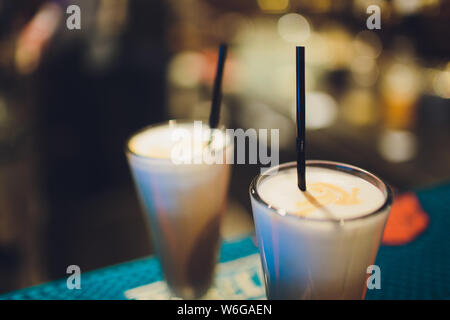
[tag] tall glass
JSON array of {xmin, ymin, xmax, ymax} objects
[
  {"xmin": 126, "ymin": 120, "xmax": 233, "ymax": 299},
  {"xmin": 249, "ymin": 161, "xmax": 392, "ymax": 300}
]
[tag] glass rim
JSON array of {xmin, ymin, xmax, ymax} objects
[
  {"xmin": 249, "ymin": 160, "xmax": 393, "ymax": 223},
  {"xmin": 125, "ymin": 119, "xmax": 231, "ymax": 162}
]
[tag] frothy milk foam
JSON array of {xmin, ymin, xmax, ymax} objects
[
  {"xmin": 127, "ymin": 122, "xmax": 232, "ymax": 299},
  {"xmin": 129, "ymin": 122, "xmax": 229, "ymax": 162},
  {"xmin": 258, "ymin": 167, "xmax": 385, "ymax": 220},
  {"xmin": 251, "ymin": 163, "xmax": 390, "ymax": 300}
]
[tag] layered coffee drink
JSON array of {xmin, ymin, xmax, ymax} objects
[
  {"xmin": 126, "ymin": 120, "xmax": 233, "ymax": 299},
  {"xmin": 250, "ymin": 160, "xmax": 392, "ymax": 300}
]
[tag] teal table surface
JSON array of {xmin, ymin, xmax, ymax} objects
[{"xmin": 1, "ymin": 183, "xmax": 450, "ymax": 300}]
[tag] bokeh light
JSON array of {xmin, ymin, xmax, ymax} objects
[
  {"xmin": 393, "ymin": 0, "xmax": 421, "ymax": 15},
  {"xmin": 351, "ymin": 56, "xmax": 379, "ymax": 87},
  {"xmin": 291, "ymin": 91, "xmax": 337, "ymax": 130},
  {"xmin": 433, "ymin": 70, "xmax": 450, "ymax": 99},
  {"xmin": 353, "ymin": 31, "xmax": 383, "ymax": 59},
  {"xmin": 14, "ymin": 3, "xmax": 62, "ymax": 74},
  {"xmin": 307, "ymin": 33, "xmax": 332, "ymax": 67},
  {"xmin": 378, "ymin": 129, "xmax": 417, "ymax": 163},
  {"xmin": 322, "ymin": 24, "xmax": 353, "ymax": 69},
  {"xmin": 168, "ymin": 51, "xmax": 206, "ymax": 88},
  {"xmin": 341, "ymin": 89, "xmax": 378, "ymax": 126},
  {"xmin": 277, "ymin": 13, "xmax": 311, "ymax": 43},
  {"xmin": 257, "ymin": 0, "xmax": 290, "ymax": 13},
  {"xmin": 381, "ymin": 63, "xmax": 421, "ymax": 128}
]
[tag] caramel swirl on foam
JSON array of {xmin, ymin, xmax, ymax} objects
[{"xmin": 295, "ymin": 182, "xmax": 362, "ymax": 217}]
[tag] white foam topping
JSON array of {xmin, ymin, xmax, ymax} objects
[
  {"xmin": 257, "ymin": 166, "xmax": 385, "ymax": 220},
  {"xmin": 128, "ymin": 122, "xmax": 229, "ymax": 162}
]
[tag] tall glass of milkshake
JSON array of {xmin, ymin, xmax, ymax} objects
[
  {"xmin": 250, "ymin": 160, "xmax": 392, "ymax": 300},
  {"xmin": 126, "ymin": 120, "xmax": 233, "ymax": 299}
]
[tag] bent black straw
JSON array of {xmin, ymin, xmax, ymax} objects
[{"xmin": 296, "ymin": 46, "xmax": 306, "ymax": 191}]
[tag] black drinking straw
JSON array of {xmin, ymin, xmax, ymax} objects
[
  {"xmin": 296, "ymin": 46, "xmax": 306, "ymax": 191},
  {"xmin": 208, "ymin": 44, "xmax": 228, "ymax": 130}
]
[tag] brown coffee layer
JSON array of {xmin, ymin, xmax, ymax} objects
[{"xmin": 186, "ymin": 212, "xmax": 222, "ymax": 297}]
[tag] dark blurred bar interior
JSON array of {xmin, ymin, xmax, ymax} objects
[{"xmin": 0, "ymin": 0, "xmax": 449, "ymax": 293}]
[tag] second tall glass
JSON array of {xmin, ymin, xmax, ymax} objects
[{"xmin": 126, "ymin": 120, "xmax": 233, "ymax": 299}]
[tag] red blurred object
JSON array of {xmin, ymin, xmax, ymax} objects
[{"xmin": 382, "ymin": 193, "xmax": 429, "ymax": 245}]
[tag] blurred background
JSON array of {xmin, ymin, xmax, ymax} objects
[{"xmin": 0, "ymin": 0, "xmax": 449, "ymax": 294}]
